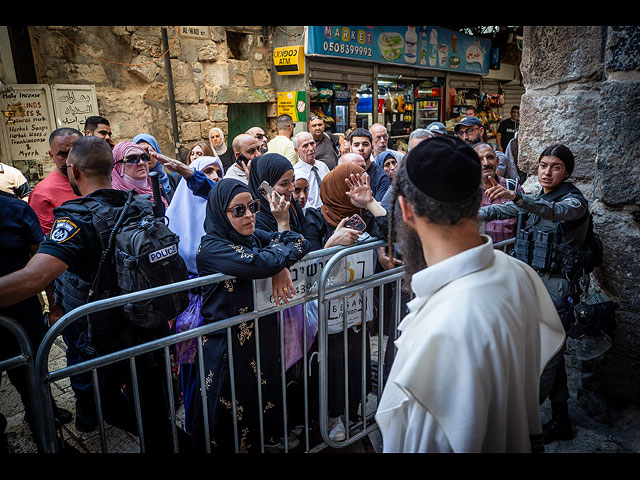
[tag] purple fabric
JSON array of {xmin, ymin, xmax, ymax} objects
[
  {"xmin": 175, "ymin": 291, "xmax": 203, "ymax": 364},
  {"xmin": 279, "ymin": 304, "xmax": 315, "ymax": 370}
]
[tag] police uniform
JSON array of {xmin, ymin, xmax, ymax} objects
[
  {"xmin": 478, "ymin": 181, "xmax": 591, "ymax": 442},
  {"xmin": 39, "ymin": 188, "xmax": 175, "ymax": 451},
  {"xmin": 0, "ymin": 191, "xmax": 47, "ymax": 429}
]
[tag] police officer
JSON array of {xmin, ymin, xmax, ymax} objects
[
  {"xmin": 0, "ymin": 136, "xmax": 175, "ymax": 452},
  {"xmin": 478, "ymin": 143, "xmax": 591, "ymax": 444}
]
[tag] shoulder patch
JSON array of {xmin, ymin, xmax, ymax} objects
[
  {"xmin": 49, "ymin": 217, "xmax": 80, "ymax": 243},
  {"xmin": 564, "ymin": 197, "xmax": 584, "ymax": 209}
]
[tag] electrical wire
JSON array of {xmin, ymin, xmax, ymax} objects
[{"xmin": 52, "ymin": 26, "xmax": 179, "ymax": 67}]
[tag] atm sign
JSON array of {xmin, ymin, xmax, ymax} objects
[{"xmin": 273, "ymin": 46, "xmax": 305, "ymax": 75}]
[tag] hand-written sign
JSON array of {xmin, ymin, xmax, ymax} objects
[
  {"xmin": 0, "ymin": 84, "xmax": 56, "ymax": 162},
  {"xmin": 254, "ymin": 249, "xmax": 374, "ymax": 334},
  {"xmin": 51, "ymin": 84, "xmax": 99, "ymax": 133}
]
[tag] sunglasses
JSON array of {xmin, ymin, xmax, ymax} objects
[
  {"xmin": 61, "ymin": 163, "xmax": 86, "ymax": 177},
  {"xmin": 116, "ymin": 153, "xmax": 151, "ymax": 164},
  {"xmin": 225, "ymin": 199, "xmax": 261, "ymax": 218}
]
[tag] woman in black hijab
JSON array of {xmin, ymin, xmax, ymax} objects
[
  {"xmin": 247, "ymin": 153, "xmax": 321, "ymax": 439},
  {"xmin": 187, "ymin": 178, "xmax": 310, "ymax": 453},
  {"xmin": 248, "ymin": 153, "xmax": 304, "ymax": 234}
]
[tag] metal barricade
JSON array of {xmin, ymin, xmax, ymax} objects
[
  {"xmin": 0, "ymin": 314, "xmax": 47, "ymax": 452},
  {"xmin": 33, "ymin": 239, "xmax": 396, "ymax": 453},
  {"xmin": 32, "ymin": 235, "xmax": 515, "ymax": 453}
]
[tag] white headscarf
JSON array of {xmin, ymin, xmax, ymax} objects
[
  {"xmin": 166, "ymin": 156, "xmax": 224, "ymax": 274},
  {"xmin": 209, "ymin": 127, "xmax": 228, "ymax": 157}
]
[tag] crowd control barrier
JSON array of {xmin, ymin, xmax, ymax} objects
[
  {"xmin": 0, "ymin": 314, "xmax": 47, "ymax": 452},
  {"xmin": 29, "ymin": 236, "xmax": 514, "ymax": 453}
]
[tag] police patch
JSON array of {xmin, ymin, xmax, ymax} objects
[
  {"xmin": 565, "ymin": 197, "xmax": 583, "ymax": 208},
  {"xmin": 50, "ymin": 217, "xmax": 80, "ymax": 243}
]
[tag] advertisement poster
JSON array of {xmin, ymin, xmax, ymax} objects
[
  {"xmin": 305, "ymin": 26, "xmax": 491, "ymax": 75},
  {"xmin": 276, "ymin": 90, "xmax": 307, "ymax": 122}
]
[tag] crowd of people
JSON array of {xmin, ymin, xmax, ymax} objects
[{"xmin": 0, "ymin": 105, "xmax": 600, "ymax": 453}]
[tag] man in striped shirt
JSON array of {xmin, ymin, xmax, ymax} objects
[{"xmin": 475, "ymin": 142, "xmax": 523, "ymax": 250}]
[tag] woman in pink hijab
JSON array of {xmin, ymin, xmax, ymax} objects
[{"xmin": 111, "ymin": 141, "xmax": 168, "ymax": 205}]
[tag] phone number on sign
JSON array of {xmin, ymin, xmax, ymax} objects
[{"xmin": 323, "ymin": 41, "xmax": 372, "ymax": 58}]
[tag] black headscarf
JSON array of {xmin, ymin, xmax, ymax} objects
[
  {"xmin": 202, "ymin": 178, "xmax": 257, "ymax": 249},
  {"xmin": 248, "ymin": 153, "xmax": 303, "ymax": 234}
]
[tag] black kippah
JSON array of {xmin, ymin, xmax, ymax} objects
[{"xmin": 404, "ymin": 135, "xmax": 481, "ymax": 203}]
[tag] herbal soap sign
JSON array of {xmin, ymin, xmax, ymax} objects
[{"xmin": 0, "ymin": 84, "xmax": 56, "ymax": 162}]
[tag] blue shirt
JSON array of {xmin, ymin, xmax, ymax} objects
[
  {"xmin": 0, "ymin": 192, "xmax": 45, "ymax": 277},
  {"xmin": 366, "ymin": 159, "xmax": 391, "ymax": 202}
]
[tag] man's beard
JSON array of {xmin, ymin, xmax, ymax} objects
[
  {"xmin": 69, "ymin": 178, "xmax": 82, "ymax": 196},
  {"xmin": 393, "ymin": 208, "xmax": 427, "ymax": 291}
]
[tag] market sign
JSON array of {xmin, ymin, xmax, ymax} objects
[
  {"xmin": 277, "ymin": 90, "xmax": 307, "ymax": 122},
  {"xmin": 273, "ymin": 45, "xmax": 305, "ymax": 75},
  {"xmin": 304, "ymin": 26, "xmax": 491, "ymax": 75}
]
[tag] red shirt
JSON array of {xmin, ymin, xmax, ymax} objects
[{"xmin": 28, "ymin": 169, "xmax": 80, "ymax": 235}]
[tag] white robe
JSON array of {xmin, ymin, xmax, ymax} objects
[
  {"xmin": 375, "ymin": 235, "xmax": 565, "ymax": 453},
  {"xmin": 165, "ymin": 156, "xmax": 224, "ymax": 274}
]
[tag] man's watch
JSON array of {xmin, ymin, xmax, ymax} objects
[{"xmin": 513, "ymin": 190, "xmax": 523, "ymax": 204}]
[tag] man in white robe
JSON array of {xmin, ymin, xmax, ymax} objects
[{"xmin": 375, "ymin": 135, "xmax": 565, "ymax": 453}]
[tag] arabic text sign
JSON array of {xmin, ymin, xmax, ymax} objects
[
  {"xmin": 51, "ymin": 84, "xmax": 99, "ymax": 133},
  {"xmin": 254, "ymin": 250, "xmax": 374, "ymax": 333},
  {"xmin": 305, "ymin": 26, "xmax": 491, "ymax": 75}
]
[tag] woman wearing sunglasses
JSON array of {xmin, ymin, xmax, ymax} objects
[
  {"xmin": 111, "ymin": 141, "xmax": 168, "ymax": 206},
  {"xmin": 187, "ymin": 178, "xmax": 310, "ymax": 452}
]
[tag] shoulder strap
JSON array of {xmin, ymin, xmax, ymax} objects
[{"xmin": 88, "ymin": 190, "xmax": 136, "ymax": 299}]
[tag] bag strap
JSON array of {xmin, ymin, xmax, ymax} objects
[{"xmin": 88, "ymin": 190, "xmax": 135, "ymax": 300}]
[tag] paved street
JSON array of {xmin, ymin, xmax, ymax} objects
[{"xmin": 2, "ymin": 334, "xmax": 639, "ymax": 454}]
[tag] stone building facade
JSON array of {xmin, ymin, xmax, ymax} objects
[
  {"xmin": 24, "ymin": 25, "xmax": 278, "ymax": 158},
  {"xmin": 1, "ymin": 25, "xmax": 638, "ymax": 407},
  {"xmin": 519, "ymin": 26, "xmax": 640, "ymax": 405}
]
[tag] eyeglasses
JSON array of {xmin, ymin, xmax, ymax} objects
[
  {"xmin": 116, "ymin": 153, "xmax": 151, "ymax": 164},
  {"xmin": 61, "ymin": 163, "xmax": 86, "ymax": 176},
  {"xmin": 225, "ymin": 199, "xmax": 261, "ymax": 218},
  {"xmin": 254, "ymin": 133, "xmax": 268, "ymax": 140},
  {"xmin": 456, "ymin": 127, "xmax": 479, "ymax": 138}
]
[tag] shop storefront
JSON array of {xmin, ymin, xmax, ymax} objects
[{"xmin": 302, "ymin": 26, "xmax": 523, "ymax": 150}]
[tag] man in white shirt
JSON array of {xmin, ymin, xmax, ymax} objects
[
  {"xmin": 375, "ymin": 135, "xmax": 566, "ymax": 453},
  {"xmin": 370, "ymin": 123, "xmax": 404, "ymax": 164},
  {"xmin": 292, "ymin": 131, "xmax": 329, "ymax": 209}
]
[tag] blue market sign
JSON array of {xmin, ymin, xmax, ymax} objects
[{"xmin": 305, "ymin": 26, "xmax": 491, "ymax": 75}]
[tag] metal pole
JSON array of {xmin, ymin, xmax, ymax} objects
[{"xmin": 161, "ymin": 27, "xmax": 180, "ymax": 158}]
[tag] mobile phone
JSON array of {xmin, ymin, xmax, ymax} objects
[
  {"xmin": 258, "ymin": 180, "xmax": 282, "ymax": 203},
  {"xmin": 236, "ymin": 153, "xmax": 249, "ymax": 167},
  {"xmin": 345, "ymin": 214, "xmax": 366, "ymax": 232}
]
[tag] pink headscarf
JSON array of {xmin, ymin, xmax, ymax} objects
[{"xmin": 112, "ymin": 141, "xmax": 167, "ymax": 205}]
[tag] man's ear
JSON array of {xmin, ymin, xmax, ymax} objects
[{"xmin": 397, "ymin": 195, "xmax": 415, "ymax": 226}]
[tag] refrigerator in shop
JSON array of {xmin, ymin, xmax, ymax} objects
[
  {"xmin": 356, "ymin": 94, "xmax": 373, "ymax": 129},
  {"xmin": 414, "ymin": 86, "xmax": 443, "ymax": 129},
  {"xmin": 334, "ymin": 89, "xmax": 350, "ymax": 134}
]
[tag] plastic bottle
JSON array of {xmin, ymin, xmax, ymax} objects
[
  {"xmin": 429, "ymin": 28, "xmax": 438, "ymax": 66},
  {"xmin": 404, "ymin": 27, "xmax": 417, "ymax": 64},
  {"xmin": 419, "ymin": 27, "xmax": 428, "ymax": 65}
]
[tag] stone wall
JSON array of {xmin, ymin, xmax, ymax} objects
[
  {"xmin": 520, "ymin": 26, "xmax": 640, "ymax": 404},
  {"xmin": 27, "ymin": 26, "xmax": 276, "ymax": 158}
]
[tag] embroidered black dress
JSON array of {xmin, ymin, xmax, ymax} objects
[{"xmin": 188, "ymin": 179, "xmax": 310, "ymax": 453}]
